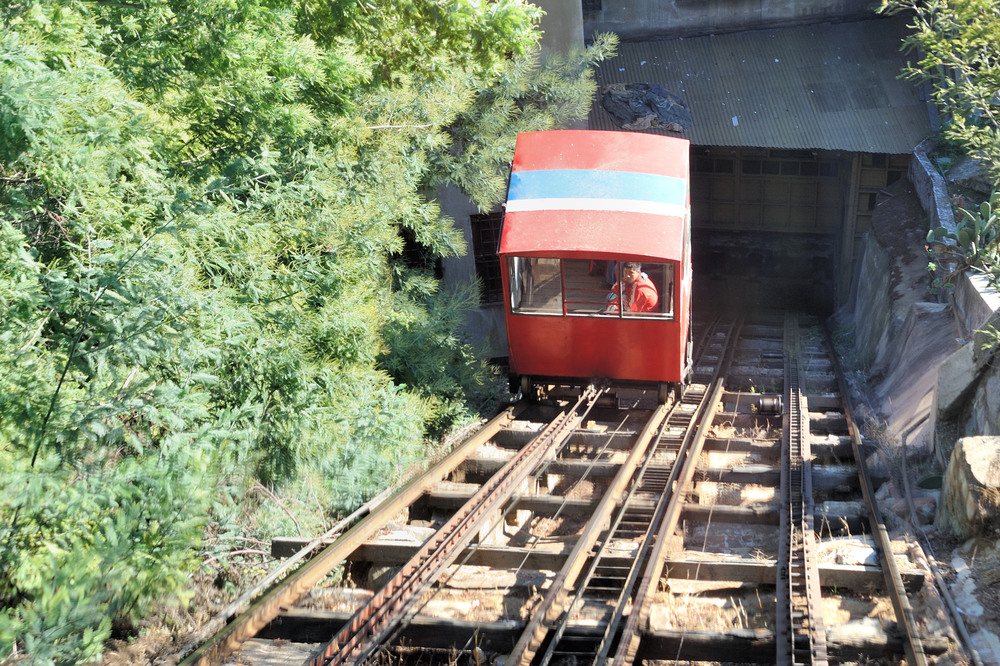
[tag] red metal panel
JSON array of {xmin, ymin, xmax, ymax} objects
[
  {"xmin": 500, "ymin": 130, "xmax": 692, "ymax": 386},
  {"xmin": 499, "ymin": 210, "xmax": 684, "ymax": 261},
  {"xmin": 500, "ymin": 130, "xmax": 690, "ymax": 260},
  {"xmin": 506, "ymin": 314, "xmax": 686, "ymax": 384},
  {"xmin": 511, "ymin": 130, "xmax": 689, "ymax": 179}
]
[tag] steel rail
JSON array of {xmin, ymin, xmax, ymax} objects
[
  {"xmin": 525, "ymin": 315, "xmax": 726, "ymax": 665},
  {"xmin": 537, "ymin": 404, "xmax": 688, "ymax": 665},
  {"xmin": 172, "ymin": 482, "xmax": 394, "ymax": 662},
  {"xmin": 505, "ymin": 402, "xmax": 671, "ymax": 664},
  {"xmin": 797, "ymin": 330, "xmax": 827, "ymax": 666},
  {"xmin": 776, "ymin": 314, "xmax": 828, "ymax": 665},
  {"xmin": 611, "ymin": 316, "xmax": 744, "ymax": 666},
  {"xmin": 177, "ymin": 404, "xmax": 523, "ymax": 666},
  {"xmin": 534, "ymin": 321, "xmax": 719, "ymax": 665},
  {"xmin": 824, "ymin": 326, "xmax": 927, "ymax": 666},
  {"xmin": 312, "ymin": 387, "xmax": 602, "ymax": 665},
  {"xmin": 590, "ymin": 386, "xmax": 706, "ymax": 665},
  {"xmin": 902, "ymin": 434, "xmax": 985, "ymax": 666}
]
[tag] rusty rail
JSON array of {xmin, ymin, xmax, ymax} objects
[
  {"xmin": 178, "ymin": 405, "xmax": 523, "ymax": 666},
  {"xmin": 505, "ymin": 402, "xmax": 671, "ymax": 664},
  {"xmin": 825, "ymin": 326, "xmax": 927, "ymax": 666},
  {"xmin": 776, "ymin": 315, "xmax": 827, "ymax": 665},
  {"xmin": 311, "ymin": 386, "xmax": 603, "ymax": 665},
  {"xmin": 611, "ymin": 316, "xmax": 743, "ymax": 666}
]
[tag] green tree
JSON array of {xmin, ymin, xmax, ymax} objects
[
  {"xmin": 926, "ymin": 190, "xmax": 1000, "ymax": 287},
  {"xmin": 0, "ymin": 0, "xmax": 613, "ymax": 661},
  {"xmin": 881, "ymin": 0, "xmax": 1000, "ymax": 288},
  {"xmin": 881, "ymin": 0, "xmax": 1000, "ymax": 185}
]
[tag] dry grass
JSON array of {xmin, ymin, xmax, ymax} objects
[{"xmin": 647, "ymin": 587, "xmax": 775, "ymax": 633}]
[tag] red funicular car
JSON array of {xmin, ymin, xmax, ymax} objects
[{"xmin": 499, "ymin": 130, "xmax": 692, "ymax": 402}]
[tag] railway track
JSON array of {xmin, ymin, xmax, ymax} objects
[{"xmin": 179, "ymin": 311, "xmax": 958, "ymax": 666}]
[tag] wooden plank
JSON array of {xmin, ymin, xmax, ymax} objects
[
  {"xmin": 256, "ymin": 611, "xmax": 950, "ymax": 661},
  {"xmin": 682, "ymin": 501, "xmax": 867, "ymax": 533},
  {"xmin": 493, "ymin": 427, "xmax": 639, "ymax": 451},
  {"xmin": 636, "ymin": 625, "xmax": 951, "ymax": 663},
  {"xmin": 459, "ymin": 457, "xmax": 621, "ymax": 479},
  {"xmin": 637, "ymin": 628, "xmax": 774, "ymax": 663},
  {"xmin": 270, "ymin": 538, "xmax": 923, "ymax": 591},
  {"xmin": 665, "ymin": 558, "xmax": 924, "ymax": 593},
  {"xmin": 702, "ymin": 436, "xmax": 780, "ymax": 453},
  {"xmin": 694, "ymin": 465, "xmax": 887, "ymax": 492},
  {"xmin": 178, "ymin": 406, "xmax": 522, "ymax": 666},
  {"xmin": 236, "ymin": 638, "xmax": 320, "ymax": 665},
  {"xmin": 418, "ymin": 487, "xmax": 596, "ymax": 513},
  {"xmin": 258, "ymin": 608, "xmax": 522, "ymax": 652}
]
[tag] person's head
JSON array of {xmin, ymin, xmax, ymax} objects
[{"xmin": 622, "ymin": 262, "xmax": 642, "ymax": 283}]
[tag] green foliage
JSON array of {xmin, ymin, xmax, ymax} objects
[
  {"xmin": 91, "ymin": 0, "xmax": 367, "ymax": 170},
  {"xmin": 318, "ymin": 374, "xmax": 429, "ymax": 515},
  {"xmin": 0, "ymin": 0, "xmax": 611, "ymax": 661},
  {"xmin": 926, "ymin": 190, "xmax": 1000, "ymax": 288},
  {"xmin": 298, "ymin": 0, "xmax": 543, "ymax": 82},
  {"xmin": 0, "ymin": 448, "xmax": 209, "ymax": 664},
  {"xmin": 430, "ymin": 32, "xmax": 620, "ymax": 210},
  {"xmin": 881, "ymin": 0, "xmax": 1000, "ymax": 186},
  {"xmin": 381, "ymin": 278, "xmax": 499, "ymax": 435},
  {"xmin": 979, "ymin": 324, "xmax": 1000, "ymax": 355}
]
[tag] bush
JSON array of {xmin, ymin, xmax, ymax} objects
[
  {"xmin": 0, "ymin": 448, "xmax": 209, "ymax": 665},
  {"xmin": 926, "ymin": 190, "xmax": 1000, "ymax": 289}
]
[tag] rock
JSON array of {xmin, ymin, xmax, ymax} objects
[
  {"xmin": 970, "ymin": 628, "xmax": 1000, "ymax": 666},
  {"xmin": 912, "ymin": 495, "xmax": 938, "ymax": 524},
  {"xmin": 884, "ymin": 494, "xmax": 937, "ymax": 525},
  {"xmin": 816, "ymin": 536, "xmax": 878, "ymax": 566},
  {"xmin": 935, "ymin": 436, "xmax": 1000, "ymax": 539},
  {"xmin": 945, "ymin": 155, "xmax": 993, "ymax": 195},
  {"xmin": 949, "ymin": 552, "xmax": 984, "ymax": 617}
]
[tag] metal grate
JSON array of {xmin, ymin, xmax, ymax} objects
[{"xmin": 470, "ymin": 212, "xmax": 503, "ymax": 304}]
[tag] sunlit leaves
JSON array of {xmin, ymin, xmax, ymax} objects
[
  {"xmin": 0, "ymin": 0, "xmax": 608, "ymax": 661},
  {"xmin": 881, "ymin": 0, "xmax": 1000, "ymax": 185}
]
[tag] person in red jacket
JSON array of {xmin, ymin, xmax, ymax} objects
[{"xmin": 606, "ymin": 261, "xmax": 658, "ymax": 313}]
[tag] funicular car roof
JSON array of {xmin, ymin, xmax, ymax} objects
[{"xmin": 499, "ymin": 130, "xmax": 689, "ymax": 262}]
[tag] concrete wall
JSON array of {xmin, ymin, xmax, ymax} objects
[
  {"xmin": 835, "ymin": 229, "xmax": 958, "ymax": 456},
  {"xmin": 909, "ymin": 148, "xmax": 1000, "ymax": 460},
  {"xmin": 584, "ymin": 0, "xmax": 879, "ymax": 41},
  {"xmin": 909, "ymin": 139, "xmax": 957, "ymax": 235},
  {"xmin": 839, "ymin": 150, "xmax": 1000, "ymax": 465},
  {"xmin": 848, "ymin": 231, "xmax": 895, "ymax": 372},
  {"xmin": 438, "ymin": 185, "xmax": 508, "ymax": 359},
  {"xmin": 438, "ymin": 0, "xmax": 585, "ymax": 359},
  {"xmin": 935, "ymin": 274, "xmax": 1000, "ymax": 451},
  {"xmin": 538, "ymin": 0, "xmax": 585, "ymax": 57}
]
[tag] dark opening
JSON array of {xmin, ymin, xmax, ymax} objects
[{"xmin": 470, "ymin": 212, "xmax": 503, "ymax": 304}]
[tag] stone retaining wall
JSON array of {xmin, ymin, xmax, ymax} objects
[
  {"xmin": 907, "ymin": 148, "xmax": 1000, "ymax": 460},
  {"xmin": 935, "ymin": 273, "xmax": 1000, "ymax": 450},
  {"xmin": 841, "ymin": 147, "xmax": 1000, "ymax": 464},
  {"xmin": 909, "ymin": 138, "xmax": 956, "ymax": 235}
]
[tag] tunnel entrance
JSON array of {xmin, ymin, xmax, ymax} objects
[
  {"xmin": 690, "ymin": 147, "xmax": 848, "ymax": 315},
  {"xmin": 688, "ymin": 147, "xmax": 909, "ymax": 315},
  {"xmin": 693, "ymin": 230, "xmax": 836, "ymax": 315}
]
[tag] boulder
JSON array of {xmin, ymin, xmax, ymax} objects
[
  {"xmin": 945, "ymin": 156, "xmax": 992, "ymax": 195},
  {"xmin": 935, "ymin": 436, "xmax": 1000, "ymax": 539}
]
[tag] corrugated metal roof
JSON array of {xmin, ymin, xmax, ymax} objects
[{"xmin": 589, "ymin": 17, "xmax": 934, "ymax": 153}]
